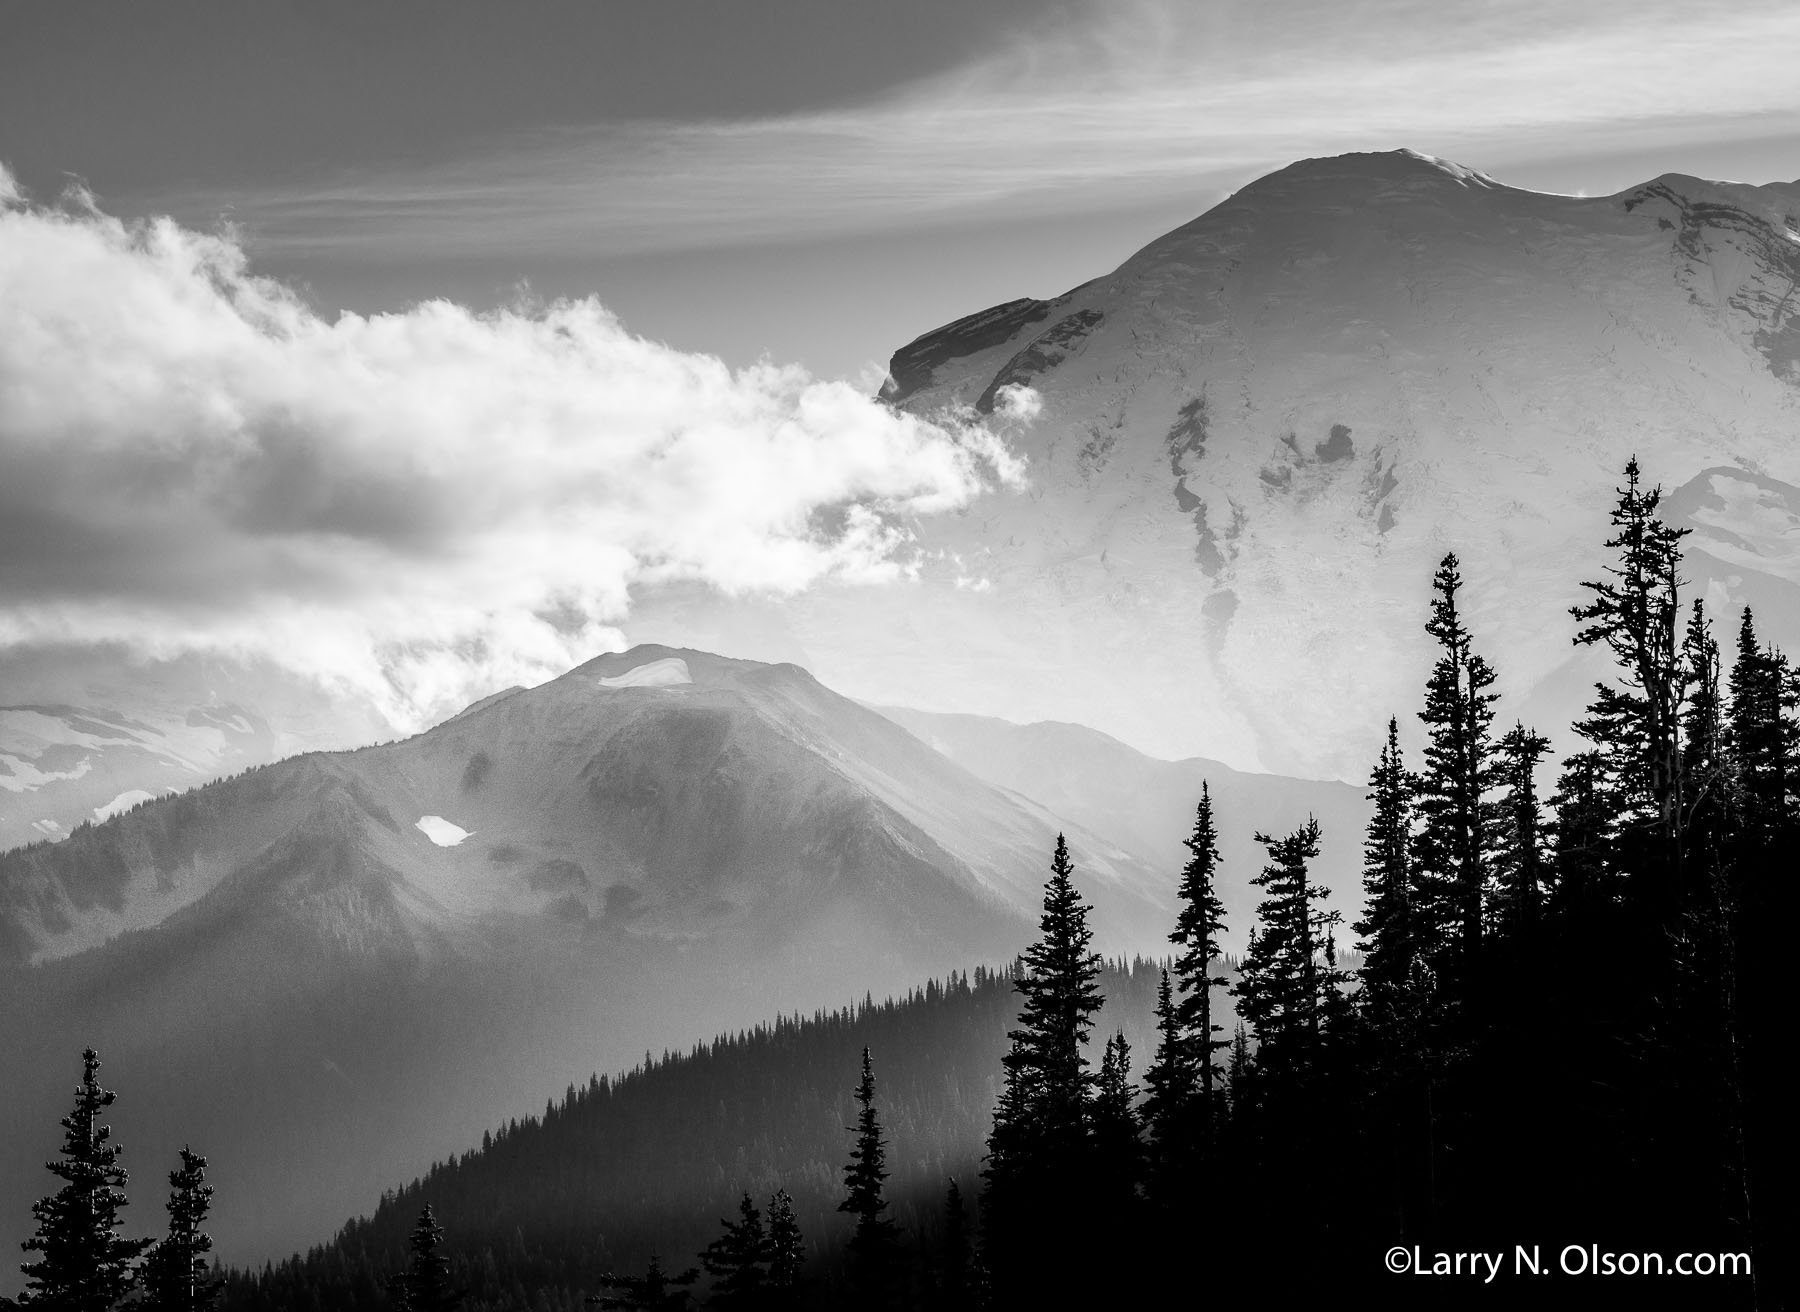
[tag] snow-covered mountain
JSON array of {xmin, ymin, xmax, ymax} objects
[
  {"xmin": 752, "ymin": 149, "xmax": 1800, "ymax": 779},
  {"xmin": 0, "ymin": 647, "xmax": 392, "ymax": 853},
  {"xmin": 0, "ymin": 702, "xmax": 267, "ymax": 845}
]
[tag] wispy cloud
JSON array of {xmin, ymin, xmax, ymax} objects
[
  {"xmin": 0, "ymin": 172, "xmax": 1030, "ymax": 726},
  {"xmin": 175, "ymin": 0, "xmax": 1800, "ymax": 260}
]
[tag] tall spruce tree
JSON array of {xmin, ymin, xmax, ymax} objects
[
  {"xmin": 763, "ymin": 1189, "xmax": 804, "ymax": 1302},
  {"xmin": 1492, "ymin": 722, "xmax": 1551, "ymax": 940},
  {"xmin": 982, "ymin": 834, "xmax": 1105, "ymax": 1297},
  {"xmin": 1411, "ymin": 553, "xmax": 1502, "ymax": 974},
  {"xmin": 18, "ymin": 1048, "xmax": 153, "ymax": 1311},
  {"xmin": 1355, "ymin": 718, "xmax": 1416, "ymax": 998},
  {"xmin": 1681, "ymin": 600, "xmax": 1729, "ymax": 843},
  {"xmin": 1139, "ymin": 968, "xmax": 1192, "ymax": 1199},
  {"xmin": 1727, "ymin": 607, "xmax": 1794, "ymax": 841},
  {"xmin": 139, "ymin": 1147, "xmax": 219, "ymax": 1311},
  {"xmin": 1224, "ymin": 1022, "xmax": 1256, "ymax": 1131},
  {"xmin": 1170, "ymin": 785, "xmax": 1230, "ymax": 1131},
  {"xmin": 1090, "ymin": 1032, "xmax": 1143, "ymax": 1216},
  {"xmin": 1234, "ymin": 820, "xmax": 1342, "ymax": 1088},
  {"xmin": 386, "ymin": 1206, "xmax": 458, "ymax": 1312},
  {"xmin": 838, "ymin": 1049, "xmax": 902, "ymax": 1306},
  {"xmin": 1570, "ymin": 457, "xmax": 1690, "ymax": 870},
  {"xmin": 1549, "ymin": 750, "xmax": 1616, "ymax": 912},
  {"xmin": 1003, "ymin": 835, "xmax": 1104, "ymax": 1149},
  {"xmin": 701, "ymin": 1194, "xmax": 767, "ymax": 1308},
  {"xmin": 936, "ymin": 1179, "xmax": 978, "ymax": 1312}
]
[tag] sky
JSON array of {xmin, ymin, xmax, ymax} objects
[
  {"xmin": 3, "ymin": 0, "xmax": 1798, "ymax": 731},
  {"xmin": 5, "ymin": 0, "xmax": 1797, "ymax": 381}
]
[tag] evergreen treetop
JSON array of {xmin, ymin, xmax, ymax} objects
[
  {"xmin": 763, "ymin": 1189, "xmax": 804, "ymax": 1298},
  {"xmin": 1003, "ymin": 834, "xmax": 1104, "ymax": 1148},
  {"xmin": 139, "ymin": 1145, "xmax": 220, "ymax": 1312},
  {"xmin": 1355, "ymin": 717, "xmax": 1416, "ymax": 996},
  {"xmin": 18, "ymin": 1047, "xmax": 153, "ymax": 1312},
  {"xmin": 1170, "ymin": 785, "xmax": 1231, "ymax": 1102},
  {"xmin": 838, "ymin": 1049, "xmax": 903, "ymax": 1305},
  {"xmin": 700, "ymin": 1194, "xmax": 767, "ymax": 1307},
  {"xmin": 1235, "ymin": 819, "xmax": 1343, "ymax": 1082},
  {"xmin": 387, "ymin": 1205, "xmax": 459, "ymax": 1312},
  {"xmin": 1412, "ymin": 552, "xmax": 1502, "ymax": 968},
  {"xmin": 1571, "ymin": 456, "xmax": 1690, "ymax": 850}
]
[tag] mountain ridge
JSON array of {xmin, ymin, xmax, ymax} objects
[
  {"xmin": 1, "ymin": 643, "xmax": 1251, "ymax": 1275},
  {"xmin": 796, "ymin": 146, "xmax": 1800, "ymax": 778}
]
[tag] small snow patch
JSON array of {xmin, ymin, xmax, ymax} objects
[
  {"xmin": 598, "ymin": 657, "xmax": 692, "ymax": 689},
  {"xmin": 416, "ymin": 815, "xmax": 472, "ymax": 847},
  {"xmin": 93, "ymin": 789, "xmax": 156, "ymax": 822}
]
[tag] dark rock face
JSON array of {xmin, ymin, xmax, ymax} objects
[
  {"xmin": 1316, "ymin": 423, "xmax": 1355, "ymax": 462},
  {"xmin": 1626, "ymin": 181, "xmax": 1800, "ymax": 383},
  {"xmin": 974, "ymin": 308, "xmax": 1105, "ymax": 413},
  {"xmin": 879, "ymin": 298, "xmax": 1052, "ymax": 405}
]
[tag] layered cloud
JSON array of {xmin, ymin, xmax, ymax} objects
[
  {"xmin": 171, "ymin": 0, "xmax": 1800, "ymax": 260},
  {"xmin": 0, "ymin": 170, "xmax": 1030, "ymax": 725}
]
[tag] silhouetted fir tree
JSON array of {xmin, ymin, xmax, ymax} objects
[
  {"xmin": 1548, "ymin": 749, "xmax": 1616, "ymax": 913},
  {"xmin": 1235, "ymin": 818, "xmax": 1341, "ymax": 1084},
  {"xmin": 1138, "ymin": 969, "xmax": 1192, "ymax": 1201},
  {"xmin": 1410, "ymin": 553, "xmax": 1502, "ymax": 978},
  {"xmin": 1090, "ymin": 1032, "xmax": 1142, "ymax": 1219},
  {"xmin": 1727, "ymin": 606, "xmax": 1793, "ymax": 841},
  {"xmin": 1723, "ymin": 621, "xmax": 1800, "ymax": 1312},
  {"xmin": 1673, "ymin": 600, "xmax": 1742, "ymax": 1192},
  {"xmin": 1681, "ymin": 600, "xmax": 1728, "ymax": 830},
  {"xmin": 1491, "ymin": 722, "xmax": 1551, "ymax": 940},
  {"xmin": 1225, "ymin": 1023, "xmax": 1253, "ymax": 1113},
  {"xmin": 982, "ymin": 834, "xmax": 1104, "ymax": 1299},
  {"xmin": 587, "ymin": 1257, "xmax": 698, "ymax": 1311},
  {"xmin": 838, "ymin": 1049, "xmax": 902, "ymax": 1307},
  {"xmin": 762, "ymin": 1190, "xmax": 804, "ymax": 1303},
  {"xmin": 1354, "ymin": 717, "xmax": 1417, "ymax": 1003},
  {"xmin": 1551, "ymin": 458, "xmax": 1773, "ymax": 1284},
  {"xmin": 1169, "ymin": 784, "xmax": 1230, "ymax": 1133},
  {"xmin": 700, "ymin": 1195, "xmax": 767, "ymax": 1308},
  {"xmin": 934, "ymin": 1180, "xmax": 978, "ymax": 1312},
  {"xmin": 18, "ymin": 1047, "xmax": 154, "ymax": 1310},
  {"xmin": 1570, "ymin": 456, "xmax": 1691, "ymax": 877},
  {"xmin": 386, "ymin": 1207, "xmax": 458, "ymax": 1312},
  {"xmin": 139, "ymin": 1147, "xmax": 220, "ymax": 1311}
]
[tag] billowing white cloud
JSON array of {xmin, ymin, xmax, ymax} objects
[{"xmin": 0, "ymin": 170, "xmax": 1030, "ymax": 726}]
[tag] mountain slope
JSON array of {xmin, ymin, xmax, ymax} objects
[
  {"xmin": 218, "ymin": 961, "xmax": 1173, "ymax": 1310},
  {"xmin": 0, "ymin": 646, "xmax": 1184, "ymax": 1280},
  {"xmin": 684, "ymin": 149, "xmax": 1800, "ymax": 779},
  {"xmin": 871, "ymin": 705, "xmax": 1366, "ymax": 950}
]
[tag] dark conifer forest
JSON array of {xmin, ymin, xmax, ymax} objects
[{"xmin": 9, "ymin": 460, "xmax": 1792, "ymax": 1309}]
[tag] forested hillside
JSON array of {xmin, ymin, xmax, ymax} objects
[{"xmin": 217, "ymin": 962, "xmax": 1172, "ymax": 1310}]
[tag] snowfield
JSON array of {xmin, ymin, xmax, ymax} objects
[
  {"xmin": 415, "ymin": 815, "xmax": 473, "ymax": 847},
  {"xmin": 734, "ymin": 149, "xmax": 1800, "ymax": 779},
  {"xmin": 597, "ymin": 657, "xmax": 693, "ymax": 689}
]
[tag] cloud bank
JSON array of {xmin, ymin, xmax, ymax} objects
[
  {"xmin": 182, "ymin": 0, "xmax": 1800, "ymax": 260},
  {"xmin": 0, "ymin": 170, "xmax": 1029, "ymax": 726}
]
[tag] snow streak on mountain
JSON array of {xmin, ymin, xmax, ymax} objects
[{"xmin": 801, "ymin": 149, "xmax": 1800, "ymax": 778}]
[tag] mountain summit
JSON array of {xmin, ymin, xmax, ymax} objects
[
  {"xmin": 0, "ymin": 644, "xmax": 1204, "ymax": 1267},
  {"xmin": 825, "ymin": 149, "xmax": 1800, "ymax": 776}
]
